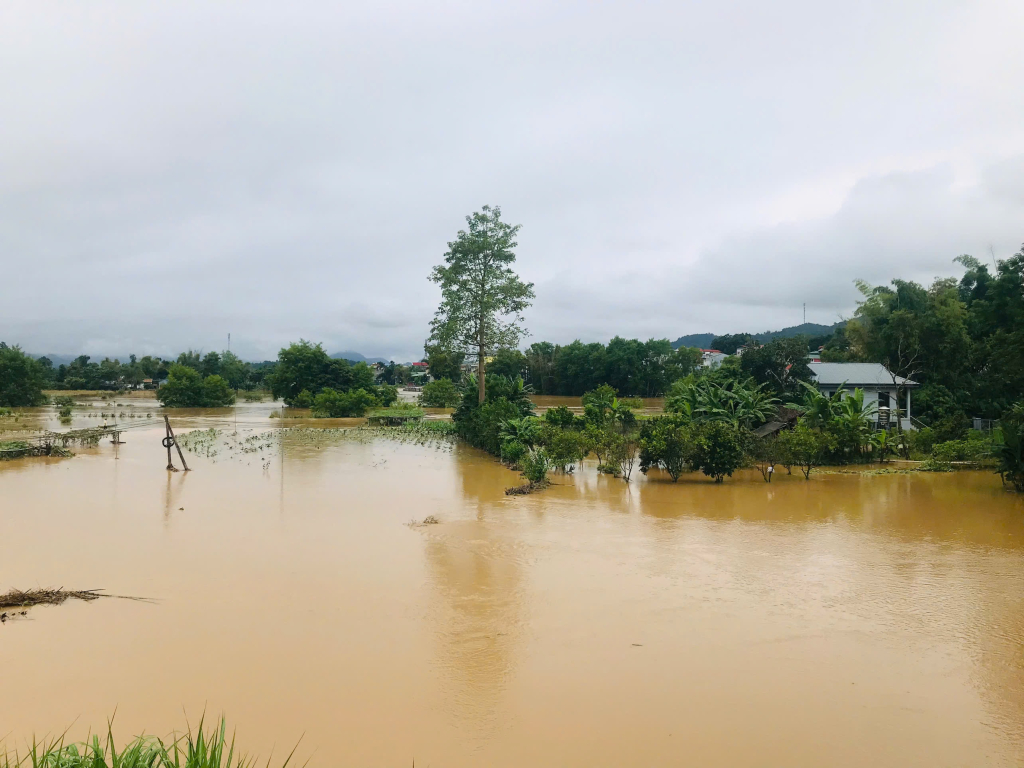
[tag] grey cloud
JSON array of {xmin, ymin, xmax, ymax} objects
[{"xmin": 1, "ymin": 1, "xmax": 1022, "ymax": 360}]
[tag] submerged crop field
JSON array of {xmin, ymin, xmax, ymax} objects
[{"xmin": 2, "ymin": 404, "xmax": 1023, "ymax": 767}]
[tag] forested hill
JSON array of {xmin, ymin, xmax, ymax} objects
[{"xmin": 672, "ymin": 322, "xmax": 841, "ymax": 349}]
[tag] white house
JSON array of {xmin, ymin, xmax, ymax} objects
[
  {"xmin": 700, "ymin": 349, "xmax": 728, "ymax": 368},
  {"xmin": 807, "ymin": 362, "xmax": 918, "ymax": 430}
]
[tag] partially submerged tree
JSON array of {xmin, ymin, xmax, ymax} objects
[
  {"xmin": 158, "ymin": 365, "xmax": 235, "ymax": 407},
  {"xmin": 428, "ymin": 206, "xmax": 535, "ymax": 404}
]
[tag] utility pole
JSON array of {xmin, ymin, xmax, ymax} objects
[{"xmin": 163, "ymin": 415, "xmax": 190, "ymax": 471}]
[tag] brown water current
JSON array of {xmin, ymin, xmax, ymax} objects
[{"xmin": 2, "ymin": 402, "xmax": 1024, "ymax": 766}]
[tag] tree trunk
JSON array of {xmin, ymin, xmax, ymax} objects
[{"xmin": 477, "ymin": 345, "xmax": 486, "ymax": 405}]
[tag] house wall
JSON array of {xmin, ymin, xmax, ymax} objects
[{"xmin": 814, "ymin": 384, "xmax": 913, "ymax": 430}]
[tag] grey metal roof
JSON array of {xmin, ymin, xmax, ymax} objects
[{"xmin": 808, "ymin": 362, "xmax": 917, "ymax": 387}]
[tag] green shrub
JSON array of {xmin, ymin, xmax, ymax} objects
[
  {"xmin": 452, "ymin": 375, "xmax": 534, "ymax": 454},
  {"xmin": 0, "ymin": 344, "xmax": 46, "ymax": 407},
  {"xmin": 311, "ymin": 387, "xmax": 380, "ymax": 417},
  {"xmin": 520, "ymin": 448, "xmax": 551, "ymax": 485},
  {"xmin": 543, "ymin": 405, "xmax": 577, "ymax": 428},
  {"xmin": 419, "ymin": 378, "xmax": 461, "ymax": 407},
  {"xmin": 201, "ymin": 375, "xmax": 236, "ymax": 407},
  {"xmin": 995, "ymin": 403, "xmax": 1024, "ymax": 491},
  {"xmin": 638, "ymin": 415, "xmax": 693, "ymax": 481},
  {"xmin": 501, "ymin": 438, "xmax": 528, "ymax": 467},
  {"xmin": 544, "ymin": 427, "xmax": 589, "ymax": 472},
  {"xmin": 691, "ymin": 421, "xmax": 744, "ymax": 482},
  {"xmin": 292, "ymin": 389, "xmax": 313, "ymax": 408},
  {"xmin": 157, "ymin": 365, "xmax": 236, "ymax": 408},
  {"xmin": 909, "ymin": 426, "xmax": 936, "ymax": 456},
  {"xmin": 927, "ymin": 437, "xmax": 993, "ymax": 468},
  {"xmin": 376, "ymin": 384, "xmax": 399, "ymax": 407},
  {"xmin": 776, "ymin": 424, "xmax": 830, "ymax": 479}
]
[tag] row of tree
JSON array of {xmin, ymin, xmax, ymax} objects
[
  {"xmin": 815, "ymin": 246, "xmax": 1024, "ymax": 426},
  {"xmin": 451, "ymin": 370, "xmax": 1023, "ymax": 489}
]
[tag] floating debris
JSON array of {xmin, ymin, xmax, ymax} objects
[{"xmin": 0, "ymin": 588, "xmax": 105, "ymax": 609}]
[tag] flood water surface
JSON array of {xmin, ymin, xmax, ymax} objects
[{"xmin": 2, "ymin": 410, "xmax": 1024, "ymax": 767}]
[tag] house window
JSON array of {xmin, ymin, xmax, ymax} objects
[{"xmin": 878, "ymin": 392, "xmax": 890, "ymax": 408}]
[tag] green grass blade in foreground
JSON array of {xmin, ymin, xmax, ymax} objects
[{"xmin": 0, "ymin": 718, "xmax": 297, "ymax": 768}]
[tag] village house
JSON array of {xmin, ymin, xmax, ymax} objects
[
  {"xmin": 699, "ymin": 349, "xmax": 727, "ymax": 368},
  {"xmin": 807, "ymin": 362, "xmax": 917, "ymax": 430},
  {"xmin": 409, "ymin": 361, "xmax": 431, "ymax": 381}
]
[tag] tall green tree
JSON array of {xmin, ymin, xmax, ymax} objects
[
  {"xmin": 0, "ymin": 343, "xmax": 47, "ymax": 406},
  {"xmin": 429, "ymin": 206, "xmax": 535, "ymax": 404}
]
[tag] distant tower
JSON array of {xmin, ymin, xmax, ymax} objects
[
  {"xmin": 803, "ymin": 303, "xmax": 806, "ymax": 324},
  {"xmin": 228, "ymin": 333, "xmax": 231, "ymax": 352}
]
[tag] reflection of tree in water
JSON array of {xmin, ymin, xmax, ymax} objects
[
  {"xmin": 453, "ymin": 444, "xmax": 516, "ymax": 511},
  {"xmin": 423, "ymin": 523, "xmax": 528, "ymax": 735}
]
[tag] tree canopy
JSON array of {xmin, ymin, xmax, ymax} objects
[
  {"xmin": 428, "ymin": 206, "xmax": 534, "ymax": 404},
  {"xmin": 0, "ymin": 343, "xmax": 47, "ymax": 407}
]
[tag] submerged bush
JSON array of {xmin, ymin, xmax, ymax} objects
[
  {"xmin": 311, "ymin": 387, "xmax": 379, "ymax": 418},
  {"xmin": 544, "ymin": 427, "xmax": 589, "ymax": 473},
  {"xmin": 157, "ymin": 365, "xmax": 236, "ymax": 408},
  {"xmin": 500, "ymin": 438, "xmax": 528, "ymax": 467},
  {"xmin": 543, "ymin": 405, "xmax": 577, "ymax": 428},
  {"xmin": 520, "ymin": 448, "xmax": 551, "ymax": 485},
  {"xmin": 419, "ymin": 378, "xmax": 461, "ymax": 407},
  {"xmin": 638, "ymin": 415, "xmax": 693, "ymax": 481},
  {"xmin": 691, "ymin": 421, "xmax": 745, "ymax": 482},
  {"xmin": 453, "ymin": 375, "xmax": 534, "ymax": 455}
]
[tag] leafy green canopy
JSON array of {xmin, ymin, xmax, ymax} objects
[
  {"xmin": 836, "ymin": 243, "xmax": 1024, "ymax": 423},
  {"xmin": 428, "ymin": 206, "xmax": 534, "ymax": 403},
  {"xmin": 0, "ymin": 343, "xmax": 47, "ymax": 407},
  {"xmin": 519, "ymin": 339, "xmax": 701, "ymax": 397},
  {"xmin": 423, "ymin": 343, "xmax": 466, "ymax": 382},
  {"xmin": 267, "ymin": 340, "xmax": 376, "ymax": 406},
  {"xmin": 157, "ymin": 365, "xmax": 236, "ymax": 407},
  {"xmin": 418, "ymin": 378, "xmax": 461, "ymax": 408},
  {"xmin": 451, "ymin": 374, "xmax": 535, "ymax": 454}
]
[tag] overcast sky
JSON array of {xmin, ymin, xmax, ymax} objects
[{"xmin": 2, "ymin": 1, "xmax": 1023, "ymax": 362}]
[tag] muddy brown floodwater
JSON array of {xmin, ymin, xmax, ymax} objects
[{"xmin": 2, "ymin": 403, "xmax": 1024, "ymax": 767}]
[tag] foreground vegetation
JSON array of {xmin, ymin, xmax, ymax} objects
[{"xmin": 0, "ymin": 717, "xmax": 296, "ymax": 768}]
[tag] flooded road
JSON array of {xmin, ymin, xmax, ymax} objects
[{"xmin": 2, "ymin": 404, "xmax": 1024, "ymax": 766}]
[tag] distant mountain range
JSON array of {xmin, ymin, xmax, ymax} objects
[
  {"xmin": 672, "ymin": 321, "xmax": 842, "ymax": 350},
  {"xmin": 330, "ymin": 350, "xmax": 390, "ymax": 365}
]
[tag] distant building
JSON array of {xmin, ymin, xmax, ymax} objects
[
  {"xmin": 699, "ymin": 349, "xmax": 727, "ymax": 368},
  {"xmin": 410, "ymin": 361, "xmax": 431, "ymax": 381},
  {"xmin": 807, "ymin": 362, "xmax": 918, "ymax": 430}
]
